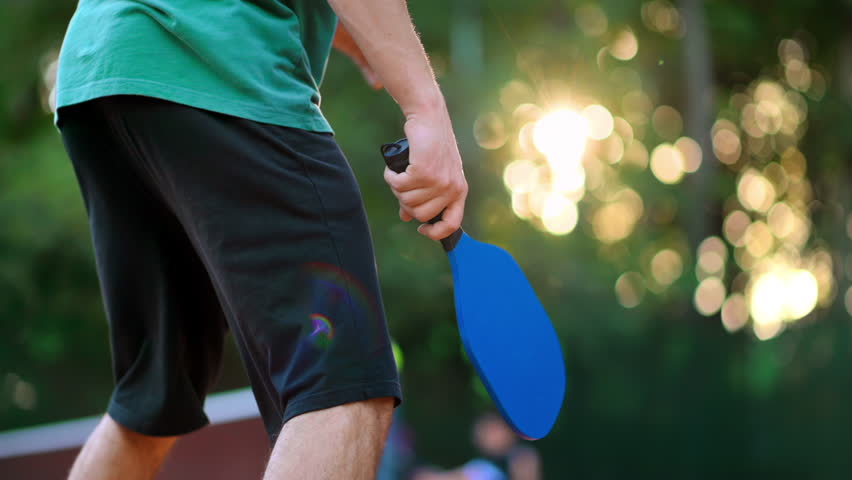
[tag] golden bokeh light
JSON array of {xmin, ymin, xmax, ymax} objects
[
  {"xmin": 748, "ymin": 273, "xmax": 782, "ymax": 326},
  {"xmin": 503, "ymin": 159, "xmax": 538, "ymax": 193},
  {"xmin": 651, "ymin": 249, "xmax": 683, "ymax": 286},
  {"xmin": 652, "ymin": 105, "xmax": 683, "ymax": 141},
  {"xmin": 541, "ymin": 194, "xmax": 579, "ymax": 235},
  {"xmin": 499, "ymin": 80, "xmax": 536, "ymax": 111},
  {"xmin": 600, "ymin": 134, "xmax": 625, "ymax": 164},
  {"xmin": 785, "ymin": 59, "xmax": 812, "ymax": 92},
  {"xmin": 550, "ymin": 164, "xmax": 586, "ymax": 197},
  {"xmin": 755, "ymin": 100, "xmax": 783, "ymax": 135},
  {"xmin": 582, "ymin": 104, "xmax": 615, "ymax": 140},
  {"xmin": 641, "ymin": 0, "xmax": 682, "ymax": 37},
  {"xmin": 575, "ymin": 4, "xmax": 608, "ymax": 37},
  {"xmin": 767, "ymin": 202, "xmax": 795, "ymax": 238},
  {"xmin": 613, "ymin": 116, "xmax": 634, "ymax": 145},
  {"xmin": 592, "ymin": 188, "xmax": 644, "ymax": 244},
  {"xmin": 712, "ymin": 128, "xmax": 741, "ymax": 164},
  {"xmin": 533, "ymin": 109, "xmax": 590, "ymax": 162},
  {"xmin": 780, "ymin": 147, "xmax": 806, "ymax": 179},
  {"xmin": 697, "ymin": 236, "xmax": 727, "ymax": 275},
  {"xmin": 610, "ymin": 28, "xmax": 639, "ymax": 61},
  {"xmin": 778, "ymin": 38, "xmax": 806, "ymax": 66},
  {"xmin": 511, "ymin": 192, "xmax": 531, "ymax": 219},
  {"xmin": 615, "ymin": 272, "xmax": 646, "ymax": 308},
  {"xmin": 786, "ymin": 269, "xmax": 820, "ymax": 319},
  {"xmin": 807, "ymin": 250, "xmax": 834, "ymax": 306},
  {"xmin": 721, "ymin": 293, "xmax": 749, "ymax": 332},
  {"xmin": 622, "ymin": 140, "xmax": 649, "ymax": 169},
  {"xmin": 675, "ymin": 137, "xmax": 702, "ymax": 173},
  {"xmin": 753, "ymin": 319, "xmax": 784, "ymax": 341},
  {"xmin": 754, "ymin": 80, "xmax": 786, "ymax": 103},
  {"xmin": 808, "ymin": 70, "xmax": 826, "ymax": 100},
  {"xmin": 743, "ymin": 221, "xmax": 774, "ymax": 258},
  {"xmin": 763, "ymin": 162, "xmax": 788, "ymax": 196},
  {"xmin": 473, "ymin": 112, "xmax": 508, "ymax": 150},
  {"xmin": 512, "ymin": 103, "xmax": 544, "ymax": 125},
  {"xmin": 527, "ymin": 190, "xmax": 549, "ymax": 219},
  {"xmin": 723, "ymin": 210, "xmax": 751, "ymax": 247},
  {"xmin": 749, "ymin": 267, "xmax": 819, "ymax": 329},
  {"xmin": 650, "ymin": 143, "xmax": 686, "ymax": 184},
  {"xmin": 518, "ymin": 122, "xmax": 537, "ymax": 155},
  {"xmin": 737, "ymin": 169, "xmax": 777, "ymax": 213},
  {"xmin": 622, "ymin": 90, "xmax": 653, "ymax": 117},
  {"xmin": 695, "ymin": 277, "xmax": 726, "ymax": 316},
  {"xmin": 734, "ymin": 245, "xmax": 757, "ymax": 271}
]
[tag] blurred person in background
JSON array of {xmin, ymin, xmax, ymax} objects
[
  {"xmin": 54, "ymin": 0, "xmax": 467, "ymax": 479},
  {"xmin": 412, "ymin": 413, "xmax": 541, "ymax": 480}
]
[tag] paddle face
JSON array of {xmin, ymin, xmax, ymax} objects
[{"xmin": 448, "ymin": 233, "xmax": 565, "ymax": 440}]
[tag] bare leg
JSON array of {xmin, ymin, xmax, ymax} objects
[
  {"xmin": 68, "ymin": 414, "xmax": 178, "ymax": 480},
  {"xmin": 263, "ymin": 397, "xmax": 395, "ymax": 479}
]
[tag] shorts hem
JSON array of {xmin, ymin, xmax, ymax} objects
[
  {"xmin": 270, "ymin": 380, "xmax": 403, "ymax": 443},
  {"xmin": 107, "ymin": 397, "xmax": 210, "ymax": 437}
]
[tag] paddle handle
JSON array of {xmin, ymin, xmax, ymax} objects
[{"xmin": 381, "ymin": 138, "xmax": 463, "ymax": 252}]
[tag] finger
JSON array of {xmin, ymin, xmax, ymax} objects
[
  {"xmin": 383, "ymin": 167, "xmax": 423, "ymax": 193},
  {"xmin": 399, "ymin": 206, "xmax": 414, "ymax": 222},
  {"xmin": 396, "ymin": 188, "xmax": 435, "ymax": 208},
  {"xmin": 418, "ymin": 196, "xmax": 465, "ymax": 241},
  {"xmin": 410, "ymin": 196, "xmax": 449, "ymax": 224}
]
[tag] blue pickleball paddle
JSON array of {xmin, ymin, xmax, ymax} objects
[{"xmin": 381, "ymin": 139, "xmax": 566, "ymax": 439}]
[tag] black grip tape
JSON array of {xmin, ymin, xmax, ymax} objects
[{"xmin": 380, "ymin": 138, "xmax": 464, "ymax": 252}]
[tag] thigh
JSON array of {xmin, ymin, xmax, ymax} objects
[
  {"xmin": 96, "ymin": 96, "xmax": 402, "ymax": 442},
  {"xmin": 59, "ymin": 100, "xmax": 228, "ymax": 436}
]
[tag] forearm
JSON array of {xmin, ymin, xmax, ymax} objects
[{"xmin": 327, "ymin": 0, "xmax": 444, "ymax": 118}]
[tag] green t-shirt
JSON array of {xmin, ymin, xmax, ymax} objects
[{"xmin": 56, "ymin": 0, "xmax": 337, "ymax": 133}]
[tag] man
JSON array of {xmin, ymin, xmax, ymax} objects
[{"xmin": 55, "ymin": 0, "xmax": 467, "ymax": 478}]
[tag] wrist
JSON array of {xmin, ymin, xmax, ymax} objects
[{"xmin": 400, "ymin": 84, "xmax": 447, "ymax": 120}]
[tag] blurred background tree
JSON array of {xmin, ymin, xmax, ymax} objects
[{"xmin": 2, "ymin": 0, "xmax": 852, "ymax": 477}]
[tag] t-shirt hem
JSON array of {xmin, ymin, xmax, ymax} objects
[{"xmin": 55, "ymin": 78, "xmax": 334, "ymax": 134}]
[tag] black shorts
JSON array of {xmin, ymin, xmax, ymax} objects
[{"xmin": 58, "ymin": 95, "xmax": 401, "ymax": 443}]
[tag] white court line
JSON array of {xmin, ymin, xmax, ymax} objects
[{"xmin": 0, "ymin": 387, "xmax": 259, "ymax": 459}]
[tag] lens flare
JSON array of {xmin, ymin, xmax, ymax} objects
[
  {"xmin": 533, "ymin": 109, "xmax": 590, "ymax": 163},
  {"xmin": 308, "ymin": 313, "xmax": 334, "ymax": 348}
]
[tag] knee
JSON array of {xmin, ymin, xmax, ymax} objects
[
  {"xmin": 105, "ymin": 414, "xmax": 178, "ymax": 453},
  {"xmin": 337, "ymin": 396, "xmax": 395, "ymax": 428}
]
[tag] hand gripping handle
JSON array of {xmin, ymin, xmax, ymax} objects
[{"xmin": 381, "ymin": 138, "xmax": 463, "ymax": 252}]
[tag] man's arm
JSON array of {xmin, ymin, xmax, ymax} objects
[
  {"xmin": 332, "ymin": 24, "xmax": 382, "ymax": 89},
  {"xmin": 326, "ymin": 0, "xmax": 467, "ymax": 241}
]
